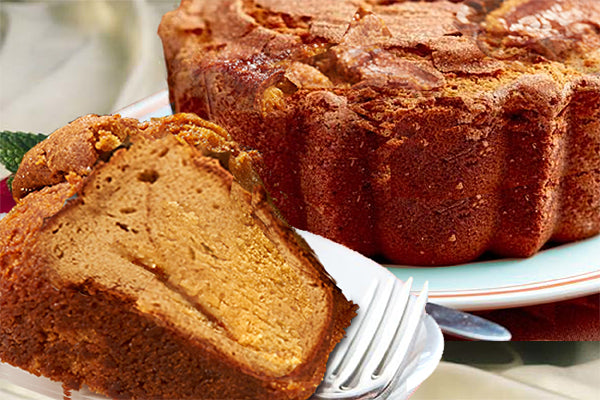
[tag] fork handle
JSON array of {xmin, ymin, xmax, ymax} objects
[{"xmin": 425, "ymin": 302, "xmax": 512, "ymax": 341}]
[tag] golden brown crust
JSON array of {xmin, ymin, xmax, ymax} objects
[
  {"xmin": 1, "ymin": 115, "xmax": 356, "ymax": 399},
  {"xmin": 160, "ymin": 0, "xmax": 600, "ymax": 265},
  {"xmin": 13, "ymin": 113, "xmax": 265, "ymax": 200},
  {"xmin": 12, "ymin": 115, "xmax": 140, "ymax": 201}
]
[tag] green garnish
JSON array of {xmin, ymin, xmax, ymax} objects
[
  {"xmin": 0, "ymin": 131, "xmax": 47, "ymax": 192},
  {"xmin": 0, "ymin": 131, "xmax": 47, "ymax": 173}
]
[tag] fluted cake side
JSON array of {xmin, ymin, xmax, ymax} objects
[{"xmin": 160, "ymin": 0, "xmax": 600, "ymax": 265}]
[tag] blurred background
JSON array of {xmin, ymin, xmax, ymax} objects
[
  {"xmin": 1, "ymin": 0, "xmax": 177, "ymax": 133},
  {"xmin": 0, "ymin": 1, "xmax": 599, "ymax": 399}
]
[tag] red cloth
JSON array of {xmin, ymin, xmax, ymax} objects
[
  {"xmin": 443, "ymin": 294, "xmax": 600, "ymax": 341},
  {"xmin": 474, "ymin": 294, "xmax": 600, "ymax": 341},
  {"xmin": 0, "ymin": 179, "xmax": 15, "ymax": 213}
]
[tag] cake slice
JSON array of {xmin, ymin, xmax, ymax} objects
[{"xmin": 0, "ymin": 114, "xmax": 356, "ymax": 400}]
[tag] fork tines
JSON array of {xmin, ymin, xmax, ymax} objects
[{"xmin": 313, "ymin": 278, "xmax": 429, "ymax": 400}]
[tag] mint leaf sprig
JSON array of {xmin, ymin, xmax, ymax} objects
[{"xmin": 0, "ymin": 131, "xmax": 47, "ymax": 192}]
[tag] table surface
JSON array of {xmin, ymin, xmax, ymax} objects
[{"xmin": 1, "ymin": 1, "xmax": 599, "ymax": 399}]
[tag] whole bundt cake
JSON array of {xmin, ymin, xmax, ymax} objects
[
  {"xmin": 1, "ymin": 114, "xmax": 356, "ymax": 400},
  {"xmin": 159, "ymin": 0, "xmax": 600, "ymax": 265}
]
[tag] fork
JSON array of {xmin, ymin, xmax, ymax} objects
[{"xmin": 312, "ymin": 277, "xmax": 428, "ymax": 400}]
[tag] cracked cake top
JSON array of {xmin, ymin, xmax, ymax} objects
[{"xmin": 160, "ymin": 0, "xmax": 600, "ymax": 98}]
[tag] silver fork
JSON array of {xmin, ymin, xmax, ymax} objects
[{"xmin": 312, "ymin": 277, "xmax": 428, "ymax": 400}]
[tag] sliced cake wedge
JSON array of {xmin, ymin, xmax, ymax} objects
[{"xmin": 0, "ymin": 114, "xmax": 356, "ymax": 400}]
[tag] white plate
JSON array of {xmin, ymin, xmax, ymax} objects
[
  {"xmin": 117, "ymin": 90, "xmax": 600, "ymax": 312},
  {"xmin": 299, "ymin": 230, "xmax": 443, "ymax": 399},
  {"xmin": 387, "ymin": 237, "xmax": 600, "ymax": 311},
  {"xmin": 0, "ymin": 230, "xmax": 443, "ymax": 400}
]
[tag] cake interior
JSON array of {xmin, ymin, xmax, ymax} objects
[{"xmin": 35, "ymin": 135, "xmax": 330, "ymax": 377}]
